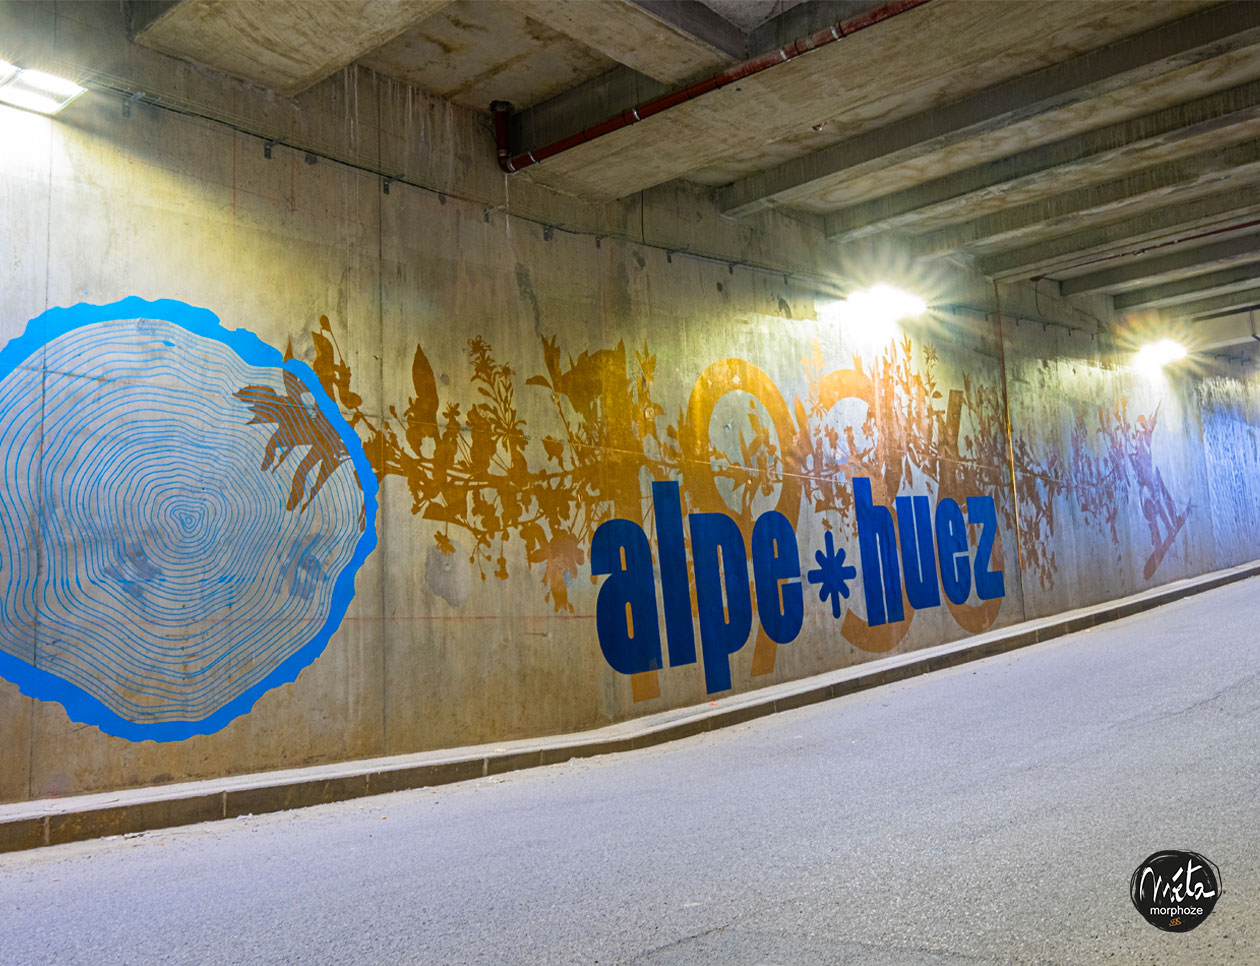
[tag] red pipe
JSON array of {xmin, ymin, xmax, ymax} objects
[
  {"xmin": 493, "ymin": 0, "xmax": 932, "ymax": 173},
  {"xmin": 492, "ymin": 100, "xmax": 512, "ymax": 171}
]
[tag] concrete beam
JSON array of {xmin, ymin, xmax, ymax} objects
[
  {"xmin": 631, "ymin": 1, "xmax": 746, "ymax": 61},
  {"xmin": 132, "ymin": 0, "xmax": 450, "ymax": 97},
  {"xmin": 719, "ymin": 1, "xmax": 1260, "ymax": 218},
  {"xmin": 127, "ymin": 1, "xmax": 180, "ymax": 34},
  {"xmin": 911, "ymin": 141, "xmax": 1260, "ymax": 259},
  {"xmin": 508, "ymin": 1, "xmax": 736, "ymax": 85},
  {"xmin": 747, "ymin": 2, "xmax": 885, "ymax": 54},
  {"xmin": 1192, "ymin": 310, "xmax": 1260, "ymax": 350},
  {"xmin": 977, "ymin": 187, "xmax": 1260, "ymax": 280},
  {"xmin": 1155, "ymin": 286, "xmax": 1260, "ymax": 320},
  {"xmin": 510, "ymin": 65, "xmax": 671, "ymax": 161},
  {"xmin": 508, "ymin": 2, "xmax": 872, "ymax": 160},
  {"xmin": 1113, "ymin": 261, "xmax": 1260, "ymax": 311},
  {"xmin": 825, "ymin": 80, "xmax": 1260, "ymax": 244},
  {"xmin": 1062, "ymin": 233, "xmax": 1260, "ymax": 296}
]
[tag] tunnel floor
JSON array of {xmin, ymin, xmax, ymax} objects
[{"xmin": 1, "ymin": 577, "xmax": 1257, "ymax": 965}]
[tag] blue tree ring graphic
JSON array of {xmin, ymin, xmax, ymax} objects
[{"xmin": 0, "ymin": 297, "xmax": 379, "ymax": 741}]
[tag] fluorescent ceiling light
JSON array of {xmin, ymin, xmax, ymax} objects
[
  {"xmin": 0, "ymin": 66, "xmax": 86, "ymax": 115},
  {"xmin": 1134, "ymin": 338, "xmax": 1187, "ymax": 372}
]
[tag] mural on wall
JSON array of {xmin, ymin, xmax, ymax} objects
[
  {"xmin": 1014, "ymin": 399, "xmax": 1190, "ymax": 588},
  {"xmin": 1197, "ymin": 378, "xmax": 1260, "ymax": 563},
  {"xmin": 0, "ymin": 297, "xmax": 1196, "ymax": 742},
  {"xmin": 0, "ymin": 298, "xmax": 377, "ymax": 742},
  {"xmin": 302, "ymin": 317, "xmax": 1009, "ymax": 698}
]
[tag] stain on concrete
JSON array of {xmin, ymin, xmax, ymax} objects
[{"xmin": 426, "ymin": 540, "xmax": 472, "ymax": 607}]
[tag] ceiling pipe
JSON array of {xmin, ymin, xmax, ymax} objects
[{"xmin": 491, "ymin": 0, "xmax": 932, "ymax": 174}]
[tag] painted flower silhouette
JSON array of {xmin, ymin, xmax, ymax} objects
[{"xmin": 807, "ymin": 531, "xmax": 857, "ymax": 619}]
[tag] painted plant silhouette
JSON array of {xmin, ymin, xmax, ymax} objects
[
  {"xmin": 1014, "ymin": 397, "xmax": 1189, "ymax": 587},
  {"xmin": 254, "ymin": 313, "xmax": 1187, "ymax": 620},
  {"xmin": 236, "ymin": 366, "xmax": 353, "ymax": 516},
  {"xmin": 276, "ymin": 317, "xmax": 1033, "ymax": 615}
]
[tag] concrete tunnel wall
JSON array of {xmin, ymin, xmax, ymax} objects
[{"xmin": 1, "ymin": 54, "xmax": 1259, "ymax": 804}]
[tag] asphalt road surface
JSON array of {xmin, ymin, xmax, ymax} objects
[{"xmin": 3, "ymin": 579, "xmax": 1259, "ymax": 965}]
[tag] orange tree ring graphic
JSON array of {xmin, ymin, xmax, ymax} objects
[
  {"xmin": 936, "ymin": 390, "xmax": 1005, "ymax": 636},
  {"xmin": 679, "ymin": 358, "xmax": 803, "ymax": 675},
  {"xmin": 810, "ymin": 366, "xmax": 916, "ymax": 653}
]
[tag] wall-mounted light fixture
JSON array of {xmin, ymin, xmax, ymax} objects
[
  {"xmin": 844, "ymin": 283, "xmax": 927, "ymax": 325},
  {"xmin": 816, "ymin": 283, "xmax": 927, "ymax": 348},
  {"xmin": 0, "ymin": 61, "xmax": 85, "ymax": 115},
  {"xmin": 1133, "ymin": 338, "xmax": 1187, "ymax": 373}
]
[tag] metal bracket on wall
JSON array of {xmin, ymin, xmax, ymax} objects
[
  {"xmin": 382, "ymin": 176, "xmax": 400, "ymax": 195},
  {"xmin": 122, "ymin": 91, "xmax": 145, "ymax": 117},
  {"xmin": 263, "ymin": 138, "xmax": 283, "ymax": 160}
]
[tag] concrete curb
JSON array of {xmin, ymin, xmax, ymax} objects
[{"xmin": 3, "ymin": 559, "xmax": 1258, "ymax": 854}]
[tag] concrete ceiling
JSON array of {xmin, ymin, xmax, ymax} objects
[
  {"xmin": 127, "ymin": 0, "xmax": 1260, "ymax": 348},
  {"xmin": 360, "ymin": 1, "xmax": 620, "ymax": 110}
]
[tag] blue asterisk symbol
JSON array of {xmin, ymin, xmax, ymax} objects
[{"xmin": 807, "ymin": 531, "xmax": 857, "ymax": 619}]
